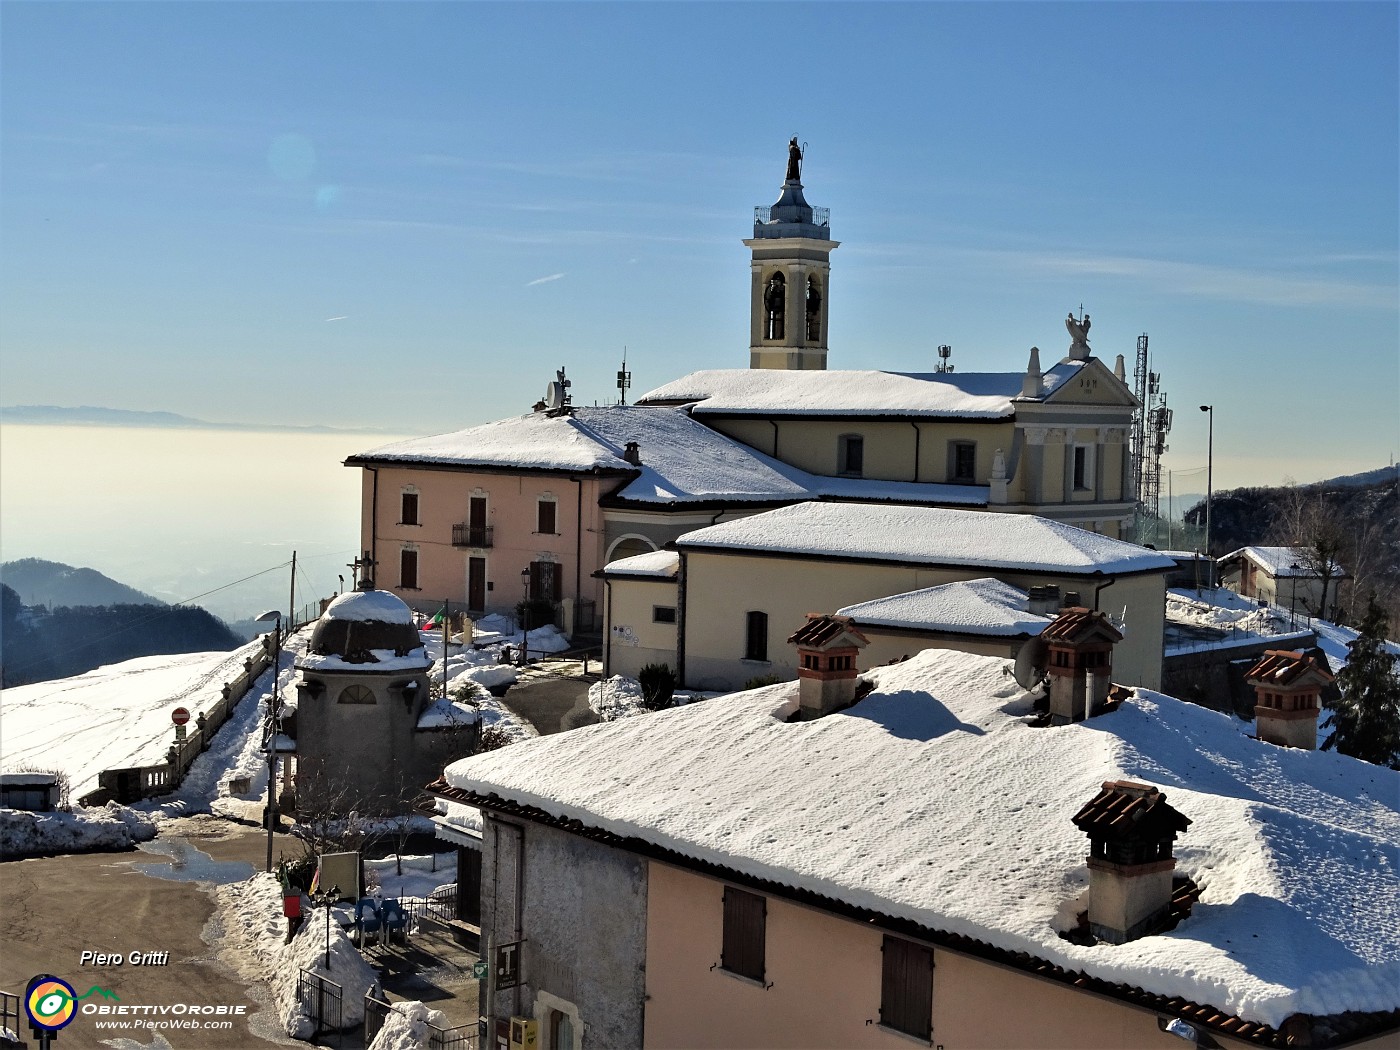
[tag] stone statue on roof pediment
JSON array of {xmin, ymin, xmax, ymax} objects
[{"xmin": 1066, "ymin": 311, "xmax": 1091, "ymax": 347}]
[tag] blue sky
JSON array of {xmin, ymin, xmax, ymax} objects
[{"xmin": 2, "ymin": 1, "xmax": 1396, "ymax": 491}]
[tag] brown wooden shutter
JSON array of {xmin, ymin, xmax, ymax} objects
[
  {"xmin": 880, "ymin": 935, "xmax": 933, "ymax": 1039},
  {"xmin": 538, "ymin": 499, "xmax": 556, "ymax": 535},
  {"xmin": 401, "ymin": 492, "xmax": 419, "ymax": 525},
  {"xmin": 400, "ymin": 549, "xmax": 418, "ymax": 590},
  {"xmin": 721, "ymin": 887, "xmax": 765, "ymax": 982}
]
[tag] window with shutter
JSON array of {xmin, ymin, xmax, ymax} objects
[
  {"xmin": 401, "ymin": 492, "xmax": 419, "ymax": 525},
  {"xmin": 880, "ymin": 935, "xmax": 933, "ymax": 1040},
  {"xmin": 721, "ymin": 887, "xmax": 766, "ymax": 982},
  {"xmin": 537, "ymin": 499, "xmax": 557, "ymax": 535},
  {"xmin": 400, "ymin": 549, "xmax": 418, "ymax": 590}
]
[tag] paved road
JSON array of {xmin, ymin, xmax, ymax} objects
[
  {"xmin": 0, "ymin": 816, "xmax": 299, "ymax": 1049},
  {"xmin": 498, "ymin": 671, "xmax": 600, "ymax": 735}
]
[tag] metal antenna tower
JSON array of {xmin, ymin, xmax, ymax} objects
[
  {"xmin": 1130, "ymin": 333, "xmax": 1173, "ymax": 542},
  {"xmin": 1130, "ymin": 334, "xmax": 1150, "ymax": 504},
  {"xmin": 935, "ymin": 344, "xmax": 953, "ymax": 373}
]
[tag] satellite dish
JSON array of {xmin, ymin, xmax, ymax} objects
[
  {"xmin": 544, "ymin": 382, "xmax": 564, "ymax": 411},
  {"xmin": 1012, "ymin": 636, "xmax": 1048, "ymax": 690}
]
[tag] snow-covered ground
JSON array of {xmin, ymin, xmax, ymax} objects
[
  {"xmin": 368, "ymin": 1000, "xmax": 452, "ymax": 1050},
  {"xmin": 364, "ymin": 850, "xmax": 457, "ymax": 902},
  {"xmin": 214, "ymin": 873, "xmax": 381, "ymax": 1038},
  {"xmin": 586, "ymin": 674, "xmax": 718, "ymax": 721},
  {"xmin": 1166, "ymin": 586, "xmax": 1400, "ymax": 672},
  {"xmin": 0, "ymin": 800, "xmax": 156, "ymax": 858},
  {"xmin": 0, "ymin": 637, "xmax": 270, "ymax": 800}
]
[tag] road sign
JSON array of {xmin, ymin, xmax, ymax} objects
[
  {"xmin": 495, "ymin": 940, "xmax": 521, "ymax": 989},
  {"xmin": 172, "ymin": 707, "xmax": 191, "ymax": 726}
]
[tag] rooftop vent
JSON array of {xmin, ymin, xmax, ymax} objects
[
  {"xmin": 1244, "ymin": 649, "xmax": 1334, "ymax": 750},
  {"xmin": 1072, "ymin": 780, "xmax": 1191, "ymax": 944},
  {"xmin": 1041, "ymin": 607, "xmax": 1123, "ymax": 724},
  {"xmin": 787, "ymin": 613, "xmax": 868, "ymax": 720}
]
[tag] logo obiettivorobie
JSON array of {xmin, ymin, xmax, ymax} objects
[{"xmin": 24, "ymin": 974, "xmax": 119, "ymax": 1032}]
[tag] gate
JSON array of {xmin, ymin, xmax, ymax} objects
[{"xmin": 297, "ymin": 968, "xmax": 343, "ymax": 1046}]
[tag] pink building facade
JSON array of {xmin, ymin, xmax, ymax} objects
[{"xmin": 355, "ymin": 461, "xmax": 613, "ymax": 630}]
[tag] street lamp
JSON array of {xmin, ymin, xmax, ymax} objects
[
  {"xmin": 519, "ymin": 568, "xmax": 531, "ymax": 667},
  {"xmin": 1199, "ymin": 405, "xmax": 1214, "ymax": 580},
  {"xmin": 309, "ymin": 883, "xmax": 341, "ymax": 971},
  {"xmin": 256, "ymin": 609, "xmax": 283, "ymax": 873}
]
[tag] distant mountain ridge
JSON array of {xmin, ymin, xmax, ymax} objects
[
  {"xmin": 1, "ymin": 404, "xmax": 397, "ymax": 434},
  {"xmin": 1, "ymin": 558, "xmax": 164, "ymax": 608}
]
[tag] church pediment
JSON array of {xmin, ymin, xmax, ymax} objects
[{"xmin": 1040, "ymin": 358, "xmax": 1139, "ymax": 408}]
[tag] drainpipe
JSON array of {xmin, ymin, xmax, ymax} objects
[
  {"xmin": 909, "ymin": 422, "xmax": 921, "ymax": 482},
  {"xmin": 366, "ymin": 466, "xmax": 380, "ymax": 574},
  {"xmin": 1092, "ymin": 573, "xmax": 1117, "ymax": 612},
  {"xmin": 675, "ymin": 550, "xmax": 688, "ymax": 687},
  {"xmin": 603, "ymin": 579, "xmax": 613, "ymax": 676},
  {"xmin": 768, "ymin": 420, "xmax": 779, "ymax": 458},
  {"xmin": 572, "ymin": 477, "xmax": 583, "ymax": 616}
]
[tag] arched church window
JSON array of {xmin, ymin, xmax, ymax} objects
[
  {"xmin": 763, "ymin": 272, "xmax": 785, "ymax": 340},
  {"xmin": 338, "ymin": 685, "xmax": 376, "ymax": 705},
  {"xmin": 806, "ymin": 275, "xmax": 822, "ymax": 341}
]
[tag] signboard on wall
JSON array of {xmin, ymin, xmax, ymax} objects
[{"xmin": 496, "ymin": 940, "xmax": 521, "ymax": 989}]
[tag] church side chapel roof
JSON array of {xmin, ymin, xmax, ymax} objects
[
  {"xmin": 838, "ymin": 578, "xmax": 1052, "ymax": 637},
  {"xmin": 678, "ymin": 501, "xmax": 1177, "ymax": 576},
  {"xmin": 441, "ymin": 646, "xmax": 1400, "ymax": 1042},
  {"xmin": 347, "ymin": 404, "xmax": 991, "ymax": 509},
  {"xmin": 600, "ymin": 550, "xmax": 680, "ymax": 579},
  {"xmin": 637, "ymin": 368, "xmax": 1024, "ymax": 418}
]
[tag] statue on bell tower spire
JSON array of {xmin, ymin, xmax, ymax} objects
[
  {"xmin": 786, "ymin": 137, "xmax": 803, "ymax": 182},
  {"xmin": 746, "ymin": 139, "xmax": 839, "ymax": 370}
]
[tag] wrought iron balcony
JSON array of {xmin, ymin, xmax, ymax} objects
[{"xmin": 451, "ymin": 524, "xmax": 494, "ymax": 549}]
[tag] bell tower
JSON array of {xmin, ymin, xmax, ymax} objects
[{"xmin": 745, "ymin": 138, "xmax": 839, "ymax": 370}]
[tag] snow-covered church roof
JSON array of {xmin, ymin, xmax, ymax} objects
[
  {"xmin": 347, "ymin": 405, "xmax": 991, "ymax": 509},
  {"xmin": 443, "ymin": 646, "xmax": 1400, "ymax": 1034},
  {"xmin": 637, "ymin": 368, "xmax": 1023, "ymax": 418},
  {"xmin": 678, "ymin": 501, "xmax": 1177, "ymax": 576}
]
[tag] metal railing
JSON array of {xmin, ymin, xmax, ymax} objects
[
  {"xmin": 753, "ymin": 205, "xmax": 830, "ymax": 227},
  {"xmin": 451, "ymin": 524, "xmax": 494, "ymax": 549},
  {"xmin": 297, "ymin": 968, "xmax": 343, "ymax": 1046},
  {"xmin": 364, "ymin": 994, "xmax": 479, "ymax": 1050},
  {"xmin": 1, "ymin": 990, "xmax": 20, "ymax": 1044},
  {"xmin": 403, "ymin": 883, "xmax": 459, "ymax": 931}
]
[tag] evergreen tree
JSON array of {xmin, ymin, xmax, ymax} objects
[{"xmin": 1322, "ymin": 594, "xmax": 1400, "ymax": 768}]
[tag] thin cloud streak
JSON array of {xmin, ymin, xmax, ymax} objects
[
  {"xmin": 527, "ymin": 273, "xmax": 565, "ymax": 286},
  {"xmin": 850, "ymin": 242, "xmax": 1396, "ymax": 310},
  {"xmin": 325, "ymin": 316, "xmax": 348, "ymax": 322}
]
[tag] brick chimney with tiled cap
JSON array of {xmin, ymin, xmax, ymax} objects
[
  {"xmin": 787, "ymin": 613, "xmax": 868, "ymax": 719},
  {"xmin": 1244, "ymin": 649, "xmax": 1333, "ymax": 750},
  {"xmin": 1041, "ymin": 607, "xmax": 1123, "ymax": 724},
  {"xmin": 1073, "ymin": 781, "xmax": 1191, "ymax": 944}
]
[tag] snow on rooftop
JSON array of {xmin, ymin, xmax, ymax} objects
[
  {"xmin": 347, "ymin": 404, "xmax": 991, "ymax": 509},
  {"xmin": 838, "ymin": 578, "xmax": 1050, "ymax": 636},
  {"xmin": 637, "ymin": 368, "xmax": 1022, "ymax": 417},
  {"xmin": 323, "ymin": 588, "xmax": 417, "ymax": 624},
  {"xmin": 349, "ymin": 411, "xmax": 630, "ymax": 472},
  {"xmin": 444, "ymin": 647, "xmax": 1400, "ymax": 1027},
  {"xmin": 1221, "ymin": 546, "xmax": 1348, "ymax": 578},
  {"xmin": 679, "ymin": 502, "xmax": 1177, "ymax": 575},
  {"xmin": 602, "ymin": 550, "xmax": 680, "ymax": 578}
]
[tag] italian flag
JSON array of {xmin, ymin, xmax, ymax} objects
[{"xmin": 422, "ymin": 608, "xmax": 445, "ymax": 631}]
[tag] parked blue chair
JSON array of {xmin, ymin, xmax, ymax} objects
[
  {"xmin": 355, "ymin": 898, "xmax": 382, "ymax": 947},
  {"xmin": 380, "ymin": 898, "xmax": 409, "ymax": 944}
]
